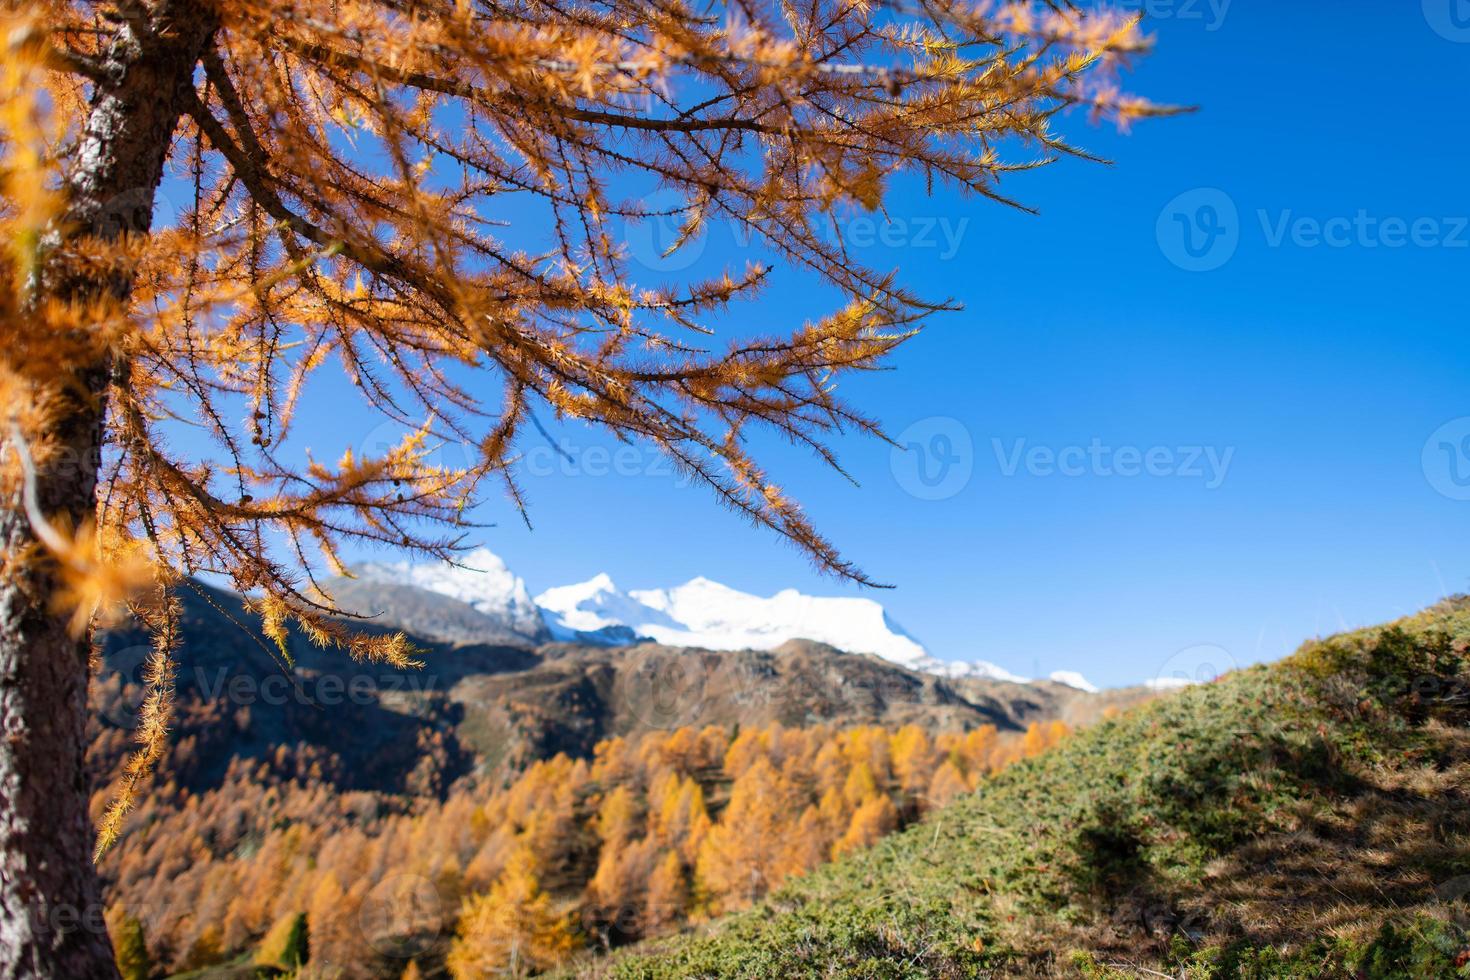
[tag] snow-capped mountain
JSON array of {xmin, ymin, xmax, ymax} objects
[
  {"xmin": 339, "ymin": 547, "xmax": 1098, "ymax": 690},
  {"xmin": 1047, "ymin": 670, "xmax": 1101, "ymax": 693},
  {"xmin": 537, "ymin": 574, "xmax": 932, "ymax": 666},
  {"xmin": 533, "ymin": 573, "xmax": 671, "ymax": 646},
  {"xmin": 919, "ymin": 657, "xmax": 1031, "ymax": 684},
  {"xmin": 351, "ymin": 546, "xmax": 548, "ymax": 643},
  {"xmin": 535, "ymin": 573, "xmax": 1070, "ymax": 683}
]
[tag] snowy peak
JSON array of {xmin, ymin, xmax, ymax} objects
[
  {"xmin": 538, "ymin": 573, "xmax": 930, "ymax": 666},
  {"xmin": 1048, "ymin": 670, "xmax": 1100, "ymax": 693},
  {"xmin": 346, "ymin": 546, "xmax": 1100, "ymax": 690},
  {"xmin": 352, "ymin": 546, "xmax": 546, "ymax": 641},
  {"xmin": 626, "ymin": 577, "xmax": 930, "ymax": 667},
  {"xmin": 534, "ymin": 573, "xmax": 620, "ymax": 624},
  {"xmin": 535, "ymin": 573, "xmax": 676, "ymax": 644},
  {"xmin": 921, "ymin": 658, "xmax": 1032, "ymax": 684}
]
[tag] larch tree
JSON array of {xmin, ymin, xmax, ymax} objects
[
  {"xmin": 447, "ymin": 848, "xmax": 575, "ymax": 978},
  {"xmin": 0, "ymin": 0, "xmax": 1164, "ymax": 975}
]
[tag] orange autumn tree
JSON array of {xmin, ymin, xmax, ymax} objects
[
  {"xmin": 93, "ymin": 719, "xmax": 1075, "ymax": 973},
  {"xmin": 0, "ymin": 0, "xmax": 1163, "ymax": 974}
]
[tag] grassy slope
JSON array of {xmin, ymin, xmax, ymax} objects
[{"xmin": 570, "ymin": 599, "xmax": 1470, "ymax": 979}]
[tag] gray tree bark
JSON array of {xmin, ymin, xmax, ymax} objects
[{"xmin": 0, "ymin": 7, "xmax": 214, "ymax": 977}]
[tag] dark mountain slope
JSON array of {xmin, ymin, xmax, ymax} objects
[
  {"xmin": 90, "ymin": 584, "xmax": 1111, "ymax": 798},
  {"xmin": 451, "ymin": 637, "xmax": 1036, "ymax": 772},
  {"xmin": 327, "ymin": 573, "xmax": 552, "ymax": 647},
  {"xmin": 88, "ymin": 584, "xmax": 533, "ymax": 797}
]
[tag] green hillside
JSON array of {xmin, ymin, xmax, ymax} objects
[{"xmin": 572, "ymin": 599, "xmax": 1470, "ymax": 979}]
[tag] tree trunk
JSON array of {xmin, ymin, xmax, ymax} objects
[
  {"xmin": 0, "ymin": 381, "xmax": 116, "ymax": 979},
  {"xmin": 0, "ymin": 7, "xmax": 214, "ymax": 977}
]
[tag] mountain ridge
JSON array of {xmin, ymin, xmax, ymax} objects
[
  {"xmin": 340, "ymin": 547, "xmax": 1101, "ymax": 691},
  {"xmin": 91, "ymin": 583, "xmax": 1143, "ymax": 801}
]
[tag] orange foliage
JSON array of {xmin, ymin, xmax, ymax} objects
[
  {"xmin": 447, "ymin": 849, "xmax": 576, "ymax": 979},
  {"xmin": 98, "ymin": 717, "xmax": 1071, "ymax": 975},
  {"xmin": 3, "ymin": 0, "xmax": 1162, "ymax": 861}
]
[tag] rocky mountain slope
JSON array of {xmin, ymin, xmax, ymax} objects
[{"xmin": 90, "ymin": 583, "xmax": 1133, "ymax": 799}]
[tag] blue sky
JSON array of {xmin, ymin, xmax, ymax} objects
[{"xmin": 188, "ymin": 2, "xmax": 1470, "ymax": 687}]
